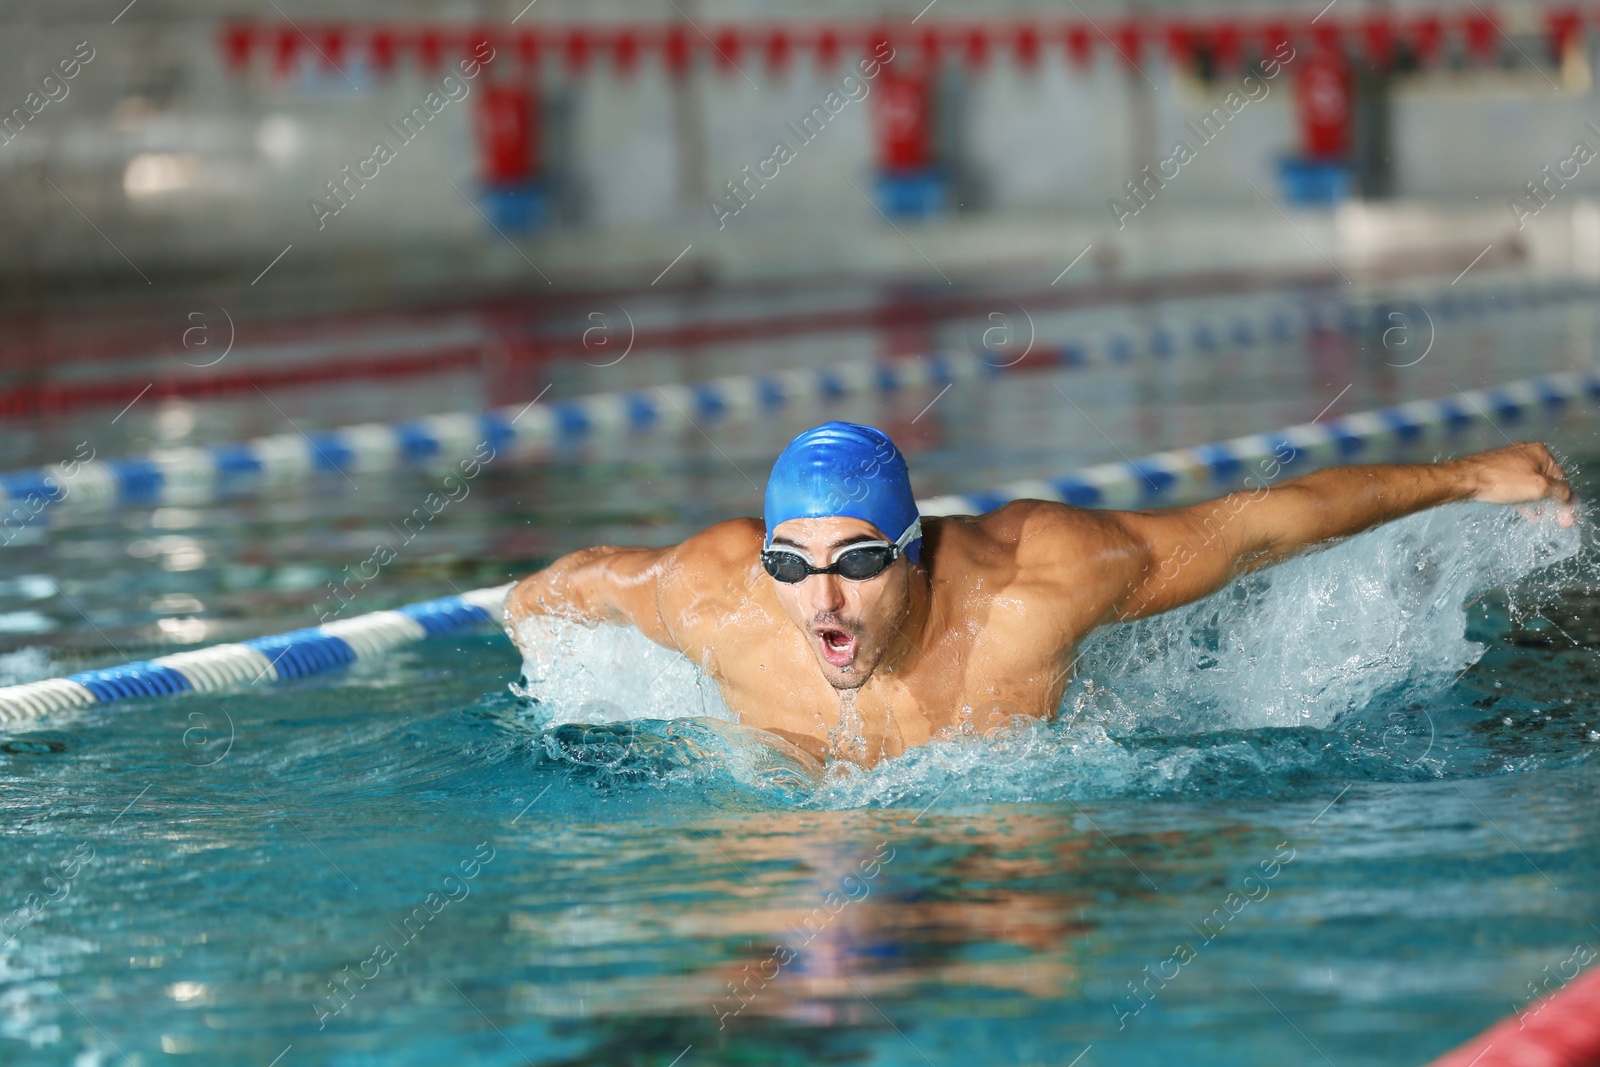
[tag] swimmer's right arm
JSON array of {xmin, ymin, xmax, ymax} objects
[{"xmin": 504, "ymin": 545, "xmax": 677, "ymax": 650}]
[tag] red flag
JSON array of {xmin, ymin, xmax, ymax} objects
[
  {"xmin": 1255, "ymin": 20, "xmax": 1293, "ymax": 59},
  {"xmin": 712, "ymin": 27, "xmax": 741, "ymax": 72},
  {"xmin": 868, "ymin": 28, "xmax": 894, "ymax": 69},
  {"xmin": 1113, "ymin": 22, "xmax": 1143, "ymax": 68},
  {"xmin": 564, "ymin": 28, "xmax": 590, "ymax": 74},
  {"xmin": 1406, "ymin": 14, "xmax": 1444, "ymax": 64},
  {"xmin": 273, "ymin": 27, "xmax": 300, "ymax": 77},
  {"xmin": 1362, "ymin": 14, "xmax": 1394, "ymax": 66},
  {"xmin": 764, "ymin": 29, "xmax": 791, "ymax": 74},
  {"xmin": 1464, "ymin": 12, "xmax": 1499, "ymax": 63},
  {"xmin": 963, "ymin": 27, "xmax": 989, "ymax": 70},
  {"xmin": 463, "ymin": 27, "xmax": 496, "ymax": 66},
  {"xmin": 315, "ymin": 26, "xmax": 346, "ymax": 70},
  {"xmin": 1209, "ymin": 21, "xmax": 1242, "ymax": 70},
  {"xmin": 1066, "ymin": 23, "xmax": 1094, "ymax": 68},
  {"xmin": 1548, "ymin": 8, "xmax": 1584, "ymax": 57},
  {"xmin": 1165, "ymin": 21, "xmax": 1194, "ymax": 65},
  {"xmin": 370, "ymin": 27, "xmax": 398, "ymax": 74},
  {"xmin": 416, "ymin": 29, "xmax": 444, "ymax": 72},
  {"xmin": 516, "ymin": 29, "xmax": 540, "ymax": 69},
  {"xmin": 664, "ymin": 27, "xmax": 691, "ymax": 78},
  {"xmin": 816, "ymin": 28, "xmax": 840, "ymax": 69},
  {"xmin": 612, "ymin": 29, "xmax": 639, "ymax": 76},
  {"xmin": 1312, "ymin": 21, "xmax": 1343, "ymax": 56},
  {"xmin": 1014, "ymin": 24, "xmax": 1041, "ymax": 68},
  {"xmin": 222, "ymin": 23, "xmax": 255, "ymax": 72}
]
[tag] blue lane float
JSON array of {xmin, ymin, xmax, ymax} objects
[
  {"xmin": 0, "ymin": 366, "xmax": 1595, "ymax": 725},
  {"xmin": 2, "ymin": 277, "xmax": 1589, "ymax": 515},
  {"xmin": 915, "ymin": 370, "xmax": 1600, "ymax": 514},
  {"xmin": 0, "ymin": 588, "xmax": 512, "ymax": 723}
]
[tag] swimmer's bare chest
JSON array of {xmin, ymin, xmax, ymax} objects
[
  {"xmin": 668, "ymin": 516, "xmax": 1103, "ymax": 765},
  {"xmin": 701, "ymin": 614, "xmax": 1078, "ymax": 765}
]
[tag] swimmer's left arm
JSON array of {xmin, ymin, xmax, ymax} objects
[{"xmin": 1108, "ymin": 442, "xmax": 1575, "ymax": 620}]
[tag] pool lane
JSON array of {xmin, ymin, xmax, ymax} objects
[{"xmin": 1, "ymin": 271, "xmax": 1599, "ymax": 1064}]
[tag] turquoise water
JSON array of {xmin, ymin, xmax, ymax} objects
[{"xmin": 3, "ymin": 281, "xmax": 1600, "ymax": 1065}]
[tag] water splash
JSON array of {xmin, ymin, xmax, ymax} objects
[
  {"xmin": 0, "ymin": 647, "xmax": 59, "ymax": 687},
  {"xmin": 1072, "ymin": 502, "xmax": 1582, "ymax": 736},
  {"xmin": 513, "ymin": 614, "xmax": 735, "ymax": 727},
  {"xmin": 510, "ymin": 503, "xmax": 1584, "ymax": 808},
  {"xmin": 827, "ymin": 688, "xmax": 868, "ymax": 767}
]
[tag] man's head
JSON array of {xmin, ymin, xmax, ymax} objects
[{"xmin": 762, "ymin": 422, "xmax": 922, "ymax": 690}]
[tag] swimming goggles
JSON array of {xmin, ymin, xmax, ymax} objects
[{"xmin": 761, "ymin": 519, "xmax": 921, "ymax": 584}]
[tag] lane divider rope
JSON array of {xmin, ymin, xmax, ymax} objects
[
  {"xmin": 0, "ymin": 588, "xmax": 512, "ymax": 724},
  {"xmin": 1, "ymin": 277, "xmax": 1588, "ymax": 516},
  {"xmin": 1, "ymin": 364, "xmax": 1595, "ymax": 724},
  {"xmin": 917, "ymin": 369, "xmax": 1599, "ymax": 514},
  {"xmin": 0, "ymin": 259, "xmax": 1510, "ymax": 413}
]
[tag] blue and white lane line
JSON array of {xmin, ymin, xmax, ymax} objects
[
  {"xmin": 0, "ymin": 367, "xmax": 1594, "ymax": 724},
  {"xmin": 1, "ymin": 277, "xmax": 1586, "ymax": 514},
  {"xmin": 0, "ymin": 349, "xmax": 982, "ymax": 514},
  {"xmin": 0, "ymin": 587, "xmax": 513, "ymax": 722},
  {"xmin": 918, "ymin": 371, "xmax": 1597, "ymax": 514}
]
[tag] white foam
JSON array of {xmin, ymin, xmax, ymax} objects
[
  {"xmin": 1072, "ymin": 502, "xmax": 1581, "ymax": 734},
  {"xmin": 0, "ymin": 647, "xmax": 60, "ymax": 687},
  {"xmin": 513, "ymin": 616, "xmax": 734, "ymax": 727}
]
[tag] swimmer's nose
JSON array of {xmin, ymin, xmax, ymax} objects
[{"xmin": 801, "ymin": 572, "xmax": 848, "ymax": 614}]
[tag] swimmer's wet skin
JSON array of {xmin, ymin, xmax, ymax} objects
[{"xmin": 505, "ymin": 421, "xmax": 1577, "ymax": 766}]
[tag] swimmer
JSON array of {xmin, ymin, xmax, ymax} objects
[{"xmin": 506, "ymin": 422, "xmax": 1575, "ymax": 765}]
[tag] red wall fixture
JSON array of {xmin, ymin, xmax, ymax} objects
[
  {"xmin": 1295, "ymin": 49, "xmax": 1353, "ymax": 161},
  {"xmin": 475, "ymin": 83, "xmax": 540, "ymax": 185},
  {"xmin": 872, "ymin": 65, "xmax": 936, "ymax": 175},
  {"xmin": 218, "ymin": 11, "xmax": 1573, "ymax": 82}
]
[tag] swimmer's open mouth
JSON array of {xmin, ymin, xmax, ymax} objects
[{"xmin": 815, "ymin": 627, "xmax": 859, "ymax": 668}]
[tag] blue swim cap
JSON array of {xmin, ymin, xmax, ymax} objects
[{"xmin": 763, "ymin": 422, "xmax": 921, "ymax": 564}]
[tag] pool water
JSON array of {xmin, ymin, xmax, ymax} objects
[{"xmin": 2, "ymin": 277, "xmax": 1600, "ymax": 1066}]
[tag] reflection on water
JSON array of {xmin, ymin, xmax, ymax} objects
[
  {"xmin": 506, "ymin": 812, "xmax": 1094, "ymax": 1028},
  {"xmin": 483, "ymin": 806, "xmax": 1111, "ymax": 1066}
]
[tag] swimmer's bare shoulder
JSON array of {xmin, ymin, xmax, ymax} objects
[
  {"xmin": 651, "ymin": 518, "xmax": 776, "ymax": 659},
  {"xmin": 934, "ymin": 500, "xmax": 1152, "ymax": 640},
  {"xmin": 902, "ymin": 502, "xmax": 1152, "ymax": 675},
  {"xmin": 504, "ymin": 519, "xmax": 768, "ymax": 658}
]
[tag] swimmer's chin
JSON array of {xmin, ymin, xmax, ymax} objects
[
  {"xmin": 821, "ymin": 668, "xmax": 871, "ymax": 692},
  {"xmin": 812, "ymin": 629, "xmax": 866, "ymax": 683}
]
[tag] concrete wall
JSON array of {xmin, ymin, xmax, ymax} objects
[{"xmin": 2, "ymin": 2, "xmax": 1598, "ymax": 298}]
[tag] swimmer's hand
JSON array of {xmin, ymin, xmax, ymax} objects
[{"xmin": 1454, "ymin": 442, "xmax": 1577, "ymax": 527}]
